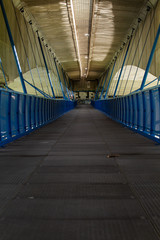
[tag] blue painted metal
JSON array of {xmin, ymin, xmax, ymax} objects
[
  {"xmin": 36, "ymin": 31, "xmax": 55, "ymax": 98},
  {"xmin": 0, "ymin": 0, "xmax": 27, "ymax": 93},
  {"xmin": 0, "ymin": 58, "xmax": 8, "ymax": 88},
  {"xmin": 140, "ymin": 24, "xmax": 160, "ymax": 90},
  {"xmin": 53, "ymin": 58, "xmax": 66, "ymax": 99},
  {"xmin": 91, "ymin": 85, "xmax": 160, "ymax": 143},
  {"xmin": 23, "ymin": 79, "xmax": 52, "ymax": 99},
  {"xmin": 113, "ymin": 36, "xmax": 133, "ymax": 98},
  {"xmin": 99, "ymin": 69, "xmax": 109, "ymax": 100},
  {"xmin": 104, "ymin": 58, "xmax": 117, "ymax": 99},
  {"xmin": 42, "ymin": 45, "xmax": 57, "ymax": 96},
  {"xmin": 13, "ymin": 6, "xmax": 37, "ymax": 95},
  {"xmin": 130, "ymin": 11, "xmax": 155, "ymax": 93},
  {"xmin": 0, "ymin": 88, "xmax": 77, "ymax": 146}
]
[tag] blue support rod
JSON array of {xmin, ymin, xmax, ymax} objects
[
  {"xmin": 0, "ymin": 0, "xmax": 27, "ymax": 93},
  {"xmin": 140, "ymin": 24, "xmax": 160, "ymax": 90},
  {"xmin": 113, "ymin": 36, "xmax": 133, "ymax": 98},
  {"xmin": 36, "ymin": 31, "xmax": 55, "ymax": 98},
  {"xmin": 53, "ymin": 58, "xmax": 66, "ymax": 99},
  {"xmin": 100, "ymin": 69, "xmax": 109, "ymax": 99},
  {"xmin": 104, "ymin": 58, "xmax": 117, "ymax": 99},
  {"xmin": 24, "ymin": 79, "xmax": 52, "ymax": 99}
]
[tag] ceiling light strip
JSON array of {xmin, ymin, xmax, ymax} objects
[
  {"xmin": 87, "ymin": 0, "xmax": 97, "ymax": 78},
  {"xmin": 70, "ymin": 0, "xmax": 82, "ymax": 77}
]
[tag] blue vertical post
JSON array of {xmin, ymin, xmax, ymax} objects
[
  {"xmin": 61, "ymin": 68, "xmax": 70, "ymax": 100},
  {"xmin": 113, "ymin": 36, "xmax": 133, "ymax": 98},
  {"xmin": 140, "ymin": 24, "xmax": 160, "ymax": 90},
  {"xmin": 100, "ymin": 69, "xmax": 109, "ymax": 99},
  {"xmin": 53, "ymin": 58, "xmax": 66, "ymax": 99},
  {"xmin": 0, "ymin": 0, "xmax": 27, "ymax": 93},
  {"xmin": 104, "ymin": 58, "xmax": 117, "ymax": 99},
  {"xmin": 36, "ymin": 31, "xmax": 55, "ymax": 98}
]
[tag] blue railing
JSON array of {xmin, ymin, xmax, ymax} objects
[
  {"xmin": 91, "ymin": 86, "xmax": 160, "ymax": 143},
  {"xmin": 0, "ymin": 88, "xmax": 77, "ymax": 146}
]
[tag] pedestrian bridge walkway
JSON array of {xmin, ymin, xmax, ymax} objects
[{"xmin": 0, "ymin": 105, "xmax": 160, "ymax": 240}]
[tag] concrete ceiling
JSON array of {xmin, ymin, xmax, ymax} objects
[{"xmin": 16, "ymin": 0, "xmax": 150, "ymax": 81}]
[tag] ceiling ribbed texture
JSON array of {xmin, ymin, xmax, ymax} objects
[{"xmin": 15, "ymin": 0, "xmax": 152, "ymax": 81}]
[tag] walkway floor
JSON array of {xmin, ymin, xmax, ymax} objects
[{"xmin": 0, "ymin": 105, "xmax": 160, "ymax": 239}]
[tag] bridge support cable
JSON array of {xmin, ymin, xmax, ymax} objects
[
  {"xmin": 53, "ymin": 58, "xmax": 66, "ymax": 99},
  {"xmin": 0, "ymin": 0, "xmax": 27, "ymax": 94},
  {"xmin": 24, "ymin": 79, "xmax": 52, "ymax": 99},
  {"xmin": 108, "ymin": 46, "xmax": 126, "ymax": 96},
  {"xmin": 130, "ymin": 7, "xmax": 155, "ymax": 93},
  {"xmin": 61, "ymin": 68, "xmax": 70, "ymax": 100},
  {"xmin": 113, "ymin": 29, "xmax": 134, "ymax": 98},
  {"xmin": 42, "ymin": 43, "xmax": 58, "ymax": 97},
  {"xmin": 36, "ymin": 31, "xmax": 55, "ymax": 98},
  {"xmin": 68, "ymin": 77, "xmax": 74, "ymax": 100},
  {"xmin": 104, "ymin": 57, "xmax": 117, "ymax": 99},
  {"xmin": 140, "ymin": 24, "xmax": 160, "ymax": 90},
  {"xmin": 13, "ymin": 6, "xmax": 37, "ymax": 95},
  {"xmin": 0, "ymin": 58, "xmax": 9, "ymax": 89},
  {"xmin": 21, "ymin": 13, "xmax": 47, "ymax": 94},
  {"xmin": 117, "ymin": 28, "xmax": 136, "ymax": 96},
  {"xmin": 123, "ymin": 17, "xmax": 145, "ymax": 95},
  {"xmin": 94, "ymin": 75, "xmax": 105, "ymax": 100},
  {"xmin": 29, "ymin": 23, "xmax": 53, "ymax": 97},
  {"xmin": 99, "ymin": 69, "xmax": 109, "ymax": 100}
]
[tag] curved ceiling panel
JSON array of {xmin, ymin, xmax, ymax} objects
[{"xmin": 17, "ymin": 0, "xmax": 151, "ymax": 81}]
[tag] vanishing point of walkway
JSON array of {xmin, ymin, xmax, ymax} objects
[{"xmin": 0, "ymin": 105, "xmax": 160, "ymax": 239}]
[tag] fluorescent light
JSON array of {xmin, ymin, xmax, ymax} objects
[{"xmin": 70, "ymin": 0, "xmax": 82, "ymax": 77}]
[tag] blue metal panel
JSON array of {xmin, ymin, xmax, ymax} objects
[
  {"xmin": 25, "ymin": 95, "xmax": 31, "ymax": 131},
  {"xmin": 137, "ymin": 93, "xmax": 143, "ymax": 131},
  {"xmin": 10, "ymin": 93, "xmax": 19, "ymax": 137},
  {"xmin": 31, "ymin": 96, "xmax": 36, "ymax": 129},
  {"xmin": 35, "ymin": 97, "xmax": 39, "ymax": 127},
  {"xmin": 122, "ymin": 98, "xmax": 126, "ymax": 124},
  {"xmin": 143, "ymin": 91, "xmax": 151, "ymax": 133},
  {"xmin": 129, "ymin": 95, "xmax": 133, "ymax": 127},
  {"xmin": 125, "ymin": 97, "xmax": 129, "ymax": 125},
  {"xmin": 0, "ymin": 91, "xmax": 11, "ymax": 141},
  {"xmin": 0, "ymin": 89, "xmax": 76, "ymax": 146},
  {"xmin": 19, "ymin": 94, "xmax": 25, "ymax": 134},
  {"xmin": 39, "ymin": 98, "xmax": 43, "ymax": 126},
  {"xmin": 150, "ymin": 88, "xmax": 160, "ymax": 136}
]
